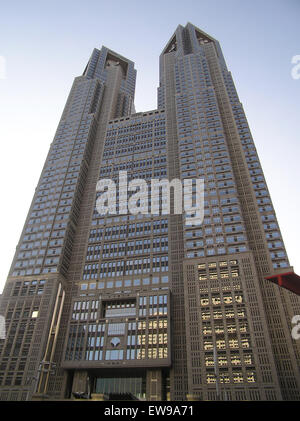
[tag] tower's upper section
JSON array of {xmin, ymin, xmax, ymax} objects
[
  {"xmin": 83, "ymin": 46, "xmax": 137, "ymax": 100},
  {"xmin": 157, "ymin": 23, "xmax": 226, "ymax": 108},
  {"xmin": 161, "ymin": 22, "xmax": 217, "ymax": 56}
]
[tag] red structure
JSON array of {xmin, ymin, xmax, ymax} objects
[{"xmin": 265, "ymin": 272, "xmax": 300, "ymax": 296}]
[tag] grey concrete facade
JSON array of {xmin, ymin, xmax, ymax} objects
[{"xmin": 0, "ymin": 23, "xmax": 299, "ymax": 401}]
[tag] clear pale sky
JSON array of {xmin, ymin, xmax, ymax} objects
[{"xmin": 0, "ymin": 0, "xmax": 299, "ymax": 293}]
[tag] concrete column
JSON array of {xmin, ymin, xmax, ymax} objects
[
  {"xmin": 71, "ymin": 371, "xmax": 89, "ymax": 396},
  {"xmin": 146, "ymin": 369, "xmax": 162, "ymax": 401}
]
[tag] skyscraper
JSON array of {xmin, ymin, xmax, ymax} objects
[{"xmin": 0, "ymin": 23, "xmax": 299, "ymax": 401}]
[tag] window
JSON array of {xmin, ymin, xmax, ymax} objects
[
  {"xmin": 103, "ymin": 300, "xmax": 136, "ymax": 318},
  {"xmin": 105, "ymin": 350, "xmax": 124, "ymax": 360}
]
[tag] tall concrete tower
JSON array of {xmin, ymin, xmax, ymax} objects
[{"xmin": 0, "ymin": 23, "xmax": 299, "ymax": 401}]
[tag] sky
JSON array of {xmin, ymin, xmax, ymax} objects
[{"xmin": 0, "ymin": 0, "xmax": 299, "ymax": 293}]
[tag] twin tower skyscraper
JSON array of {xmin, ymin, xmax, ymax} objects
[{"xmin": 0, "ymin": 23, "xmax": 299, "ymax": 401}]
